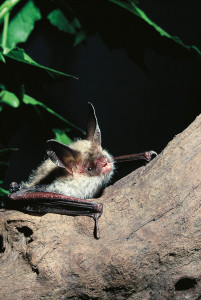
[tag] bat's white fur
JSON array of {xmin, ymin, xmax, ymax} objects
[{"xmin": 24, "ymin": 140, "xmax": 114, "ymax": 199}]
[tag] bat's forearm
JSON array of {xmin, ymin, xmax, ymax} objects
[
  {"xmin": 9, "ymin": 192, "xmax": 102, "ymax": 213},
  {"xmin": 8, "ymin": 191, "xmax": 103, "ymax": 239},
  {"xmin": 5, "ymin": 104, "xmax": 157, "ymax": 241},
  {"xmin": 114, "ymin": 150, "xmax": 157, "ymax": 163}
]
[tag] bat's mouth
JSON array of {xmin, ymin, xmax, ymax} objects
[{"xmin": 101, "ymin": 162, "xmax": 113, "ymax": 174}]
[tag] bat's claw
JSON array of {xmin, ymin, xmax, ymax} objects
[
  {"xmin": 149, "ymin": 150, "xmax": 157, "ymax": 157},
  {"xmin": 93, "ymin": 214, "xmax": 101, "ymax": 239},
  {"xmin": 144, "ymin": 151, "xmax": 157, "ymax": 162},
  {"xmin": 9, "ymin": 182, "xmax": 20, "ymax": 193}
]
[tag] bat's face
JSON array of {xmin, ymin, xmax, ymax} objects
[
  {"xmin": 70, "ymin": 140, "xmax": 114, "ymax": 179},
  {"xmin": 45, "ymin": 139, "xmax": 114, "ymax": 199},
  {"xmin": 45, "ymin": 103, "xmax": 115, "ymax": 197}
]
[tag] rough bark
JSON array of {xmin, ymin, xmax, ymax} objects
[{"xmin": 0, "ymin": 115, "xmax": 200, "ymax": 300}]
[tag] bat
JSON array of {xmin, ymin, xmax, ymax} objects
[{"xmin": 7, "ymin": 103, "xmax": 157, "ymax": 238}]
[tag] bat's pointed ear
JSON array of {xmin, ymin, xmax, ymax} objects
[
  {"xmin": 46, "ymin": 140, "xmax": 80, "ymax": 174},
  {"xmin": 86, "ymin": 102, "xmax": 101, "ymax": 146}
]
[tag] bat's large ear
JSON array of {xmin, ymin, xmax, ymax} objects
[
  {"xmin": 46, "ymin": 140, "xmax": 80, "ymax": 174},
  {"xmin": 86, "ymin": 102, "xmax": 101, "ymax": 146}
]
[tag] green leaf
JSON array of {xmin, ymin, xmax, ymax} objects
[
  {"xmin": 74, "ymin": 30, "xmax": 87, "ymax": 47},
  {"xmin": 0, "ymin": 89, "xmax": 85, "ymax": 134},
  {"xmin": 0, "ymin": 82, "xmax": 5, "ymax": 91},
  {"xmin": 48, "ymin": 9, "xmax": 76, "ymax": 34},
  {"xmin": 107, "ymin": 0, "xmax": 201, "ymax": 56},
  {"xmin": 52, "ymin": 128, "xmax": 72, "ymax": 145},
  {"xmin": 0, "ymin": 51, "xmax": 5, "ymax": 62},
  {"xmin": 4, "ymin": 47, "xmax": 78, "ymax": 80},
  {"xmin": 0, "ymin": 148, "xmax": 18, "ymax": 183},
  {"xmin": 71, "ymin": 18, "xmax": 82, "ymax": 30},
  {"xmin": 0, "ymin": 147, "xmax": 18, "ymax": 159},
  {"xmin": 0, "ymin": 0, "xmax": 20, "ymax": 22},
  {"xmin": 0, "ymin": 186, "xmax": 9, "ymax": 195},
  {"xmin": 47, "ymin": 9, "xmax": 87, "ymax": 46},
  {"xmin": 0, "ymin": 47, "xmax": 77, "ymax": 99},
  {"xmin": 0, "ymin": 179, "xmax": 9, "ymax": 195},
  {"xmin": 0, "ymin": 90, "xmax": 20, "ymax": 107},
  {"xmin": 23, "ymin": 94, "xmax": 85, "ymax": 134},
  {"xmin": 0, "ymin": 0, "xmax": 42, "ymax": 49}
]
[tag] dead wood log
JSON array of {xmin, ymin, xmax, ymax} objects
[{"xmin": 0, "ymin": 115, "xmax": 200, "ymax": 300}]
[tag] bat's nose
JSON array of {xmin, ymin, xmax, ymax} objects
[
  {"xmin": 98, "ymin": 157, "xmax": 113, "ymax": 174},
  {"xmin": 101, "ymin": 162, "xmax": 113, "ymax": 174}
]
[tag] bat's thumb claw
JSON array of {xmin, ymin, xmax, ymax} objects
[
  {"xmin": 9, "ymin": 182, "xmax": 20, "ymax": 193},
  {"xmin": 145, "ymin": 151, "xmax": 157, "ymax": 162},
  {"xmin": 93, "ymin": 214, "xmax": 101, "ymax": 239},
  {"xmin": 149, "ymin": 151, "xmax": 157, "ymax": 157}
]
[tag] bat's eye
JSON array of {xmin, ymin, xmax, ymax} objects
[{"xmin": 88, "ymin": 167, "xmax": 93, "ymax": 171}]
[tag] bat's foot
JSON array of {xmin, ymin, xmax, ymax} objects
[
  {"xmin": 144, "ymin": 151, "xmax": 157, "ymax": 162},
  {"xmin": 93, "ymin": 214, "xmax": 101, "ymax": 239},
  {"xmin": 9, "ymin": 182, "xmax": 20, "ymax": 193},
  {"xmin": 7, "ymin": 190, "xmax": 103, "ymax": 239}
]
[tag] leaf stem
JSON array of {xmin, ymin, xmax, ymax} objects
[
  {"xmin": 2, "ymin": 11, "xmax": 9, "ymax": 48},
  {"xmin": 0, "ymin": 0, "xmax": 20, "ymax": 22}
]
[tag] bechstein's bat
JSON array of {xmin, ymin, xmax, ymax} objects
[{"xmin": 8, "ymin": 103, "xmax": 156, "ymax": 238}]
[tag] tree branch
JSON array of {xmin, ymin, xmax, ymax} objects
[{"xmin": 0, "ymin": 114, "xmax": 201, "ymax": 299}]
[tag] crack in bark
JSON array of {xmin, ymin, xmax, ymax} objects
[
  {"xmin": 1, "ymin": 115, "xmax": 201, "ymax": 299},
  {"xmin": 126, "ymin": 204, "xmax": 181, "ymax": 240},
  {"xmin": 125, "ymin": 182, "xmax": 201, "ymax": 241}
]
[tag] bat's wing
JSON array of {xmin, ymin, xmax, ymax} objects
[
  {"xmin": 7, "ymin": 190, "xmax": 102, "ymax": 239},
  {"xmin": 114, "ymin": 150, "xmax": 157, "ymax": 163}
]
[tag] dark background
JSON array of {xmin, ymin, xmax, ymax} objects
[{"xmin": 3, "ymin": 0, "xmax": 201, "ymax": 187}]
